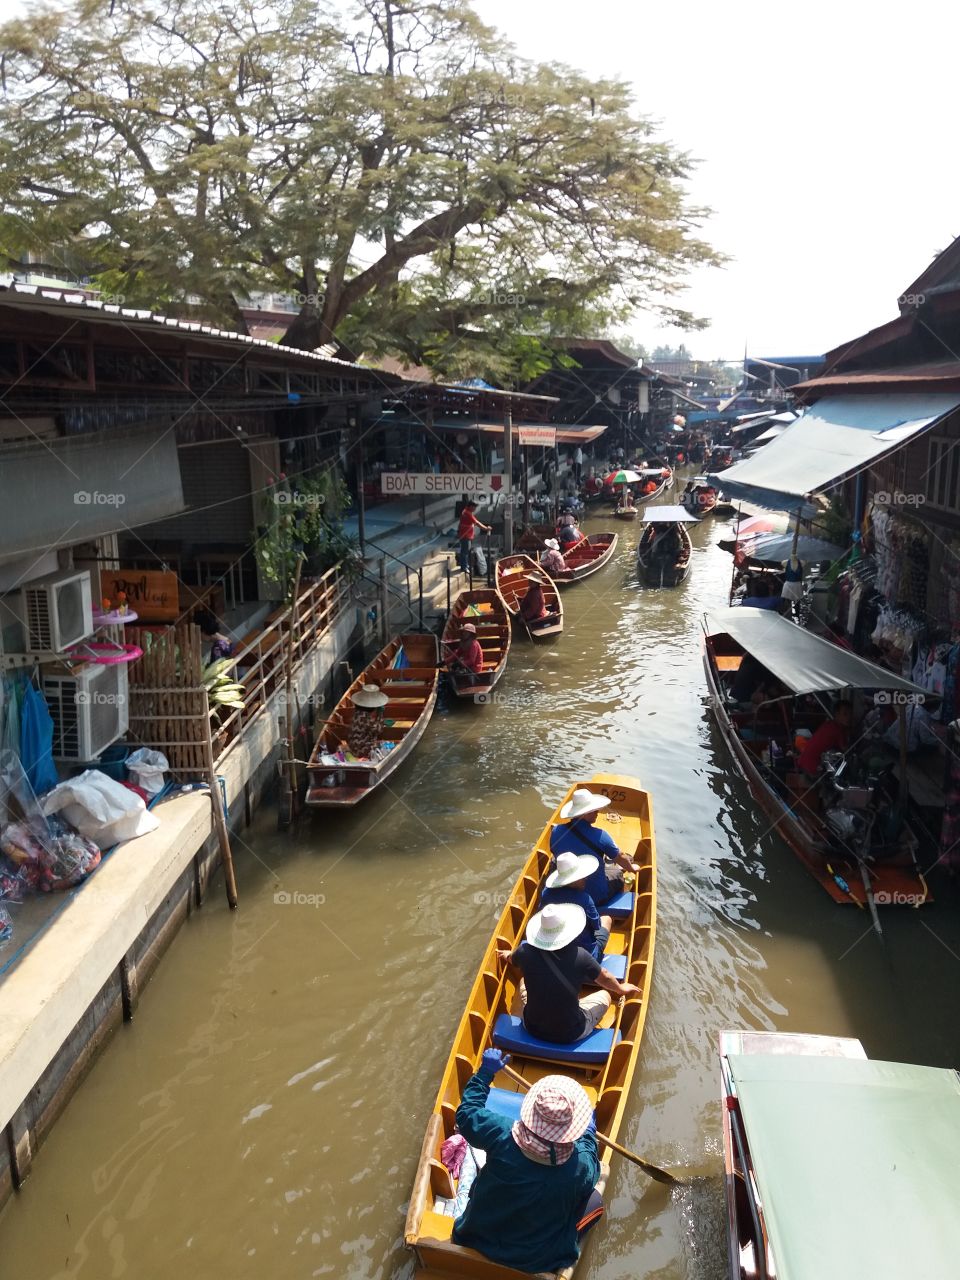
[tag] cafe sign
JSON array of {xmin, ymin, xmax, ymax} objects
[
  {"xmin": 380, "ymin": 472, "xmax": 506, "ymax": 497},
  {"xmin": 101, "ymin": 568, "xmax": 180, "ymax": 622}
]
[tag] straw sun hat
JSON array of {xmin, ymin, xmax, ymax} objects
[
  {"xmin": 525, "ymin": 903, "xmax": 585, "ymax": 951},
  {"xmin": 544, "ymin": 538, "xmax": 561, "ymax": 551},
  {"xmin": 559, "ymin": 788, "xmax": 611, "ymax": 821},
  {"xmin": 351, "ymin": 683, "xmax": 388, "ymax": 709},
  {"xmin": 545, "ymin": 851, "xmax": 599, "ymax": 890}
]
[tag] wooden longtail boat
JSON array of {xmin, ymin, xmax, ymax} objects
[
  {"xmin": 719, "ymin": 1030, "xmax": 960, "ymax": 1280},
  {"xmin": 550, "ymin": 533, "xmax": 618, "ymax": 585},
  {"xmin": 613, "ymin": 505, "xmax": 638, "ymax": 521},
  {"xmin": 637, "ymin": 505, "xmax": 697, "ymax": 587},
  {"xmin": 305, "ymin": 633, "xmax": 439, "ymax": 807},
  {"xmin": 495, "ymin": 555, "xmax": 563, "ymax": 642},
  {"xmin": 404, "ymin": 773, "xmax": 656, "ymax": 1280},
  {"xmin": 516, "ymin": 525, "xmax": 586, "ymax": 555},
  {"xmin": 702, "ymin": 608, "xmax": 930, "ymax": 906},
  {"xmin": 441, "ymin": 589, "xmax": 512, "ymax": 700}
]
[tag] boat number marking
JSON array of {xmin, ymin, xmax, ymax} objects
[{"xmin": 600, "ymin": 787, "xmax": 626, "ymax": 802}]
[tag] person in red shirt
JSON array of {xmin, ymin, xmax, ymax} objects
[
  {"xmin": 457, "ymin": 502, "xmax": 491, "ymax": 573},
  {"xmin": 797, "ymin": 702, "xmax": 853, "ymax": 776},
  {"xmin": 519, "ymin": 573, "xmax": 559, "ymax": 630},
  {"xmin": 444, "ymin": 621, "xmax": 485, "ymax": 686}
]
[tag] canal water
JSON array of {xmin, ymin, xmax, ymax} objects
[{"xmin": 5, "ymin": 498, "xmax": 960, "ymax": 1280}]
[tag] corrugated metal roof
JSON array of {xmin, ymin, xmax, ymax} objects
[{"xmin": 794, "ymin": 360, "xmax": 960, "ymax": 394}]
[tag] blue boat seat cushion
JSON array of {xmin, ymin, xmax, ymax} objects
[
  {"xmin": 600, "ymin": 952, "xmax": 627, "ymax": 981},
  {"xmin": 493, "ymin": 1013, "xmax": 620, "ymax": 1065},
  {"xmin": 605, "ymin": 890, "xmax": 634, "ymax": 920}
]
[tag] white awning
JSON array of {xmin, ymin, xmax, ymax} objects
[{"xmin": 711, "ymin": 392, "xmax": 960, "ymax": 510}]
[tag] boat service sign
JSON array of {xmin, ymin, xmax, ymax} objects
[{"xmin": 380, "ymin": 472, "xmax": 505, "ymax": 497}]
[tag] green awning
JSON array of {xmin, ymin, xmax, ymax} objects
[{"xmin": 729, "ymin": 1053, "xmax": 960, "ymax": 1280}]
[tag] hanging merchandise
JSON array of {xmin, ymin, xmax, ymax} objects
[{"xmin": 19, "ymin": 679, "xmax": 59, "ymax": 795}]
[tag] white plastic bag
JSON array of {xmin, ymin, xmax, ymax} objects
[
  {"xmin": 42, "ymin": 769, "xmax": 159, "ymax": 847},
  {"xmin": 126, "ymin": 748, "xmax": 169, "ymax": 797}
]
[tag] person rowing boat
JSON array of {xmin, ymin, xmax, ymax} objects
[{"xmin": 442, "ymin": 621, "xmax": 484, "ymax": 686}]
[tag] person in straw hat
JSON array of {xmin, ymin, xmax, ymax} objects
[
  {"xmin": 497, "ymin": 903, "xmax": 639, "ymax": 1046},
  {"xmin": 442, "ymin": 620, "xmax": 485, "ymax": 687},
  {"xmin": 539, "ymin": 536, "xmax": 566, "ymax": 577},
  {"xmin": 541, "ymin": 851, "xmax": 612, "ymax": 961},
  {"xmin": 550, "ymin": 788, "xmax": 641, "ymax": 908},
  {"xmin": 452, "ymin": 1045, "xmax": 601, "ymax": 1272},
  {"xmin": 343, "ymin": 683, "xmax": 388, "ymax": 759},
  {"xmin": 519, "ymin": 571, "xmax": 558, "ymax": 630}
]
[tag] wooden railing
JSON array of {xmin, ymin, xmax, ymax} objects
[{"xmin": 212, "ymin": 565, "xmax": 350, "ymax": 764}]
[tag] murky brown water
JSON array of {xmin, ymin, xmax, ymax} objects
[{"xmin": 6, "ymin": 497, "xmax": 960, "ymax": 1280}]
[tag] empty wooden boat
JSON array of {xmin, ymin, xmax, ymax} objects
[
  {"xmin": 305, "ymin": 633, "xmax": 439, "ymax": 807},
  {"xmin": 441, "ymin": 589, "xmax": 512, "ymax": 700},
  {"xmin": 404, "ymin": 773, "xmax": 656, "ymax": 1279},
  {"xmin": 551, "ymin": 533, "xmax": 619, "ymax": 585},
  {"xmin": 495, "ymin": 555, "xmax": 563, "ymax": 642}
]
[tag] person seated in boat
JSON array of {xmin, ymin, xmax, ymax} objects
[
  {"xmin": 797, "ymin": 700, "xmax": 853, "ymax": 776},
  {"xmin": 583, "ymin": 471, "xmax": 602, "ymax": 499},
  {"xmin": 497, "ymin": 903, "xmax": 640, "ymax": 1044},
  {"xmin": 651, "ymin": 523, "xmax": 683, "ymax": 560},
  {"xmin": 444, "ymin": 622, "xmax": 484, "ymax": 686},
  {"xmin": 452, "ymin": 1047, "xmax": 600, "ymax": 1275},
  {"xmin": 740, "ymin": 579, "xmax": 786, "ymax": 612},
  {"xmin": 729, "ymin": 654, "xmax": 776, "ymax": 706},
  {"xmin": 540, "ymin": 852, "xmax": 612, "ymax": 961},
  {"xmin": 344, "ymin": 683, "xmax": 387, "ymax": 759},
  {"xmin": 549, "ymin": 788, "xmax": 640, "ymax": 907},
  {"xmin": 539, "ymin": 537, "xmax": 567, "ymax": 576},
  {"xmin": 641, "ymin": 477, "xmax": 658, "ymax": 495},
  {"xmin": 558, "ymin": 518, "xmax": 582, "ymax": 548},
  {"xmin": 616, "ymin": 487, "xmax": 635, "ymax": 513},
  {"xmin": 519, "ymin": 572, "xmax": 560, "ymax": 629}
]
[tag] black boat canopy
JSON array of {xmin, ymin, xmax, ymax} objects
[{"xmin": 704, "ymin": 609, "xmax": 931, "ymax": 698}]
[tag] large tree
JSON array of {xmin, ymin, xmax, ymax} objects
[{"xmin": 0, "ymin": 0, "xmax": 721, "ymax": 377}]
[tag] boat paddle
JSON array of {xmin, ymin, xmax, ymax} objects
[{"xmin": 499, "ymin": 1063, "xmax": 680, "ymax": 1187}]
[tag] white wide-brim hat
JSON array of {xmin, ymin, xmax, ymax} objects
[
  {"xmin": 559, "ymin": 788, "xmax": 611, "ymax": 821},
  {"xmin": 517, "ymin": 1074, "xmax": 593, "ymax": 1144},
  {"xmin": 525, "ymin": 903, "xmax": 585, "ymax": 951},
  {"xmin": 351, "ymin": 683, "xmax": 388, "ymax": 709},
  {"xmin": 544, "ymin": 538, "xmax": 560, "ymax": 551},
  {"xmin": 546, "ymin": 851, "xmax": 599, "ymax": 889}
]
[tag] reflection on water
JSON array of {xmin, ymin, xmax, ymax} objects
[{"xmin": 4, "ymin": 501, "xmax": 960, "ymax": 1280}]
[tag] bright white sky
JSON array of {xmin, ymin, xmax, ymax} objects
[
  {"xmin": 2, "ymin": 0, "xmax": 957, "ymax": 362},
  {"xmin": 475, "ymin": 0, "xmax": 960, "ymax": 362}
]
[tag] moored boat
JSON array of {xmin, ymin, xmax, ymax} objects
[
  {"xmin": 702, "ymin": 607, "xmax": 931, "ymax": 906},
  {"xmin": 441, "ymin": 589, "xmax": 512, "ymax": 700},
  {"xmin": 637, "ymin": 505, "xmax": 697, "ymax": 587},
  {"xmin": 613, "ymin": 504, "xmax": 638, "ymax": 521},
  {"xmin": 495, "ymin": 555, "xmax": 563, "ymax": 641},
  {"xmin": 680, "ymin": 476, "xmax": 719, "ymax": 517},
  {"xmin": 551, "ymin": 533, "xmax": 618, "ymax": 585},
  {"xmin": 720, "ymin": 1029, "xmax": 960, "ymax": 1280},
  {"xmin": 404, "ymin": 773, "xmax": 656, "ymax": 1279},
  {"xmin": 305, "ymin": 633, "xmax": 439, "ymax": 807}
]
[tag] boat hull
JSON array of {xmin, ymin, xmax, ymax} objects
[
  {"xmin": 404, "ymin": 773, "xmax": 656, "ymax": 1279},
  {"xmin": 553, "ymin": 534, "xmax": 619, "ymax": 584},
  {"xmin": 305, "ymin": 633, "xmax": 439, "ymax": 807},
  {"xmin": 638, "ymin": 525, "xmax": 692, "ymax": 588}
]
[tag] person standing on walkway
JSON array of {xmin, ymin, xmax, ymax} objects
[
  {"xmin": 457, "ymin": 501, "xmax": 491, "ymax": 573},
  {"xmin": 574, "ymin": 445, "xmax": 583, "ymax": 484}
]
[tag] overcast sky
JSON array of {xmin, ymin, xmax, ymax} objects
[
  {"xmin": 475, "ymin": 0, "xmax": 960, "ymax": 361},
  {"xmin": 3, "ymin": 0, "xmax": 957, "ymax": 362}
]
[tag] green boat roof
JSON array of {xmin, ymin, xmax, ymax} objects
[{"xmin": 729, "ymin": 1053, "xmax": 960, "ymax": 1280}]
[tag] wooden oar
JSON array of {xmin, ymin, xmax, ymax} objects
[{"xmin": 499, "ymin": 1063, "xmax": 680, "ymax": 1187}]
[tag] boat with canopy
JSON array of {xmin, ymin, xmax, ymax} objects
[
  {"xmin": 719, "ymin": 1029, "xmax": 960, "ymax": 1280},
  {"xmin": 637, "ymin": 506, "xmax": 698, "ymax": 587},
  {"xmin": 702, "ymin": 608, "xmax": 933, "ymax": 910}
]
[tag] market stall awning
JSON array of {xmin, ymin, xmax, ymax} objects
[
  {"xmin": 704, "ymin": 608, "xmax": 930, "ymax": 696},
  {"xmin": 728, "ymin": 1052, "xmax": 960, "ymax": 1280},
  {"xmin": 708, "ymin": 391, "xmax": 960, "ymax": 509}
]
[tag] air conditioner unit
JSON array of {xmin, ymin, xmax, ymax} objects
[
  {"xmin": 20, "ymin": 569, "xmax": 93, "ymax": 652},
  {"xmin": 43, "ymin": 662, "xmax": 129, "ymax": 760}
]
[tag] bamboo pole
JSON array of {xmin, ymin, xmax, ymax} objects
[{"xmin": 202, "ymin": 688, "xmax": 238, "ymax": 909}]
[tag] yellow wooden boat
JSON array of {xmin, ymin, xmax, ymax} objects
[{"xmin": 404, "ymin": 773, "xmax": 656, "ymax": 1279}]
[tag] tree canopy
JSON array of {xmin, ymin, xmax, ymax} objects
[{"xmin": 0, "ymin": 0, "xmax": 722, "ymax": 379}]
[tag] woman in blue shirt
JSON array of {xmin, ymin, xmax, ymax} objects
[{"xmin": 540, "ymin": 851, "xmax": 611, "ymax": 960}]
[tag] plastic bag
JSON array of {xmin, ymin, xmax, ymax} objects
[
  {"xmin": 42, "ymin": 770, "xmax": 159, "ymax": 847},
  {"xmin": 472, "ymin": 544, "xmax": 487, "ymax": 576},
  {"xmin": 125, "ymin": 748, "xmax": 169, "ymax": 797}
]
